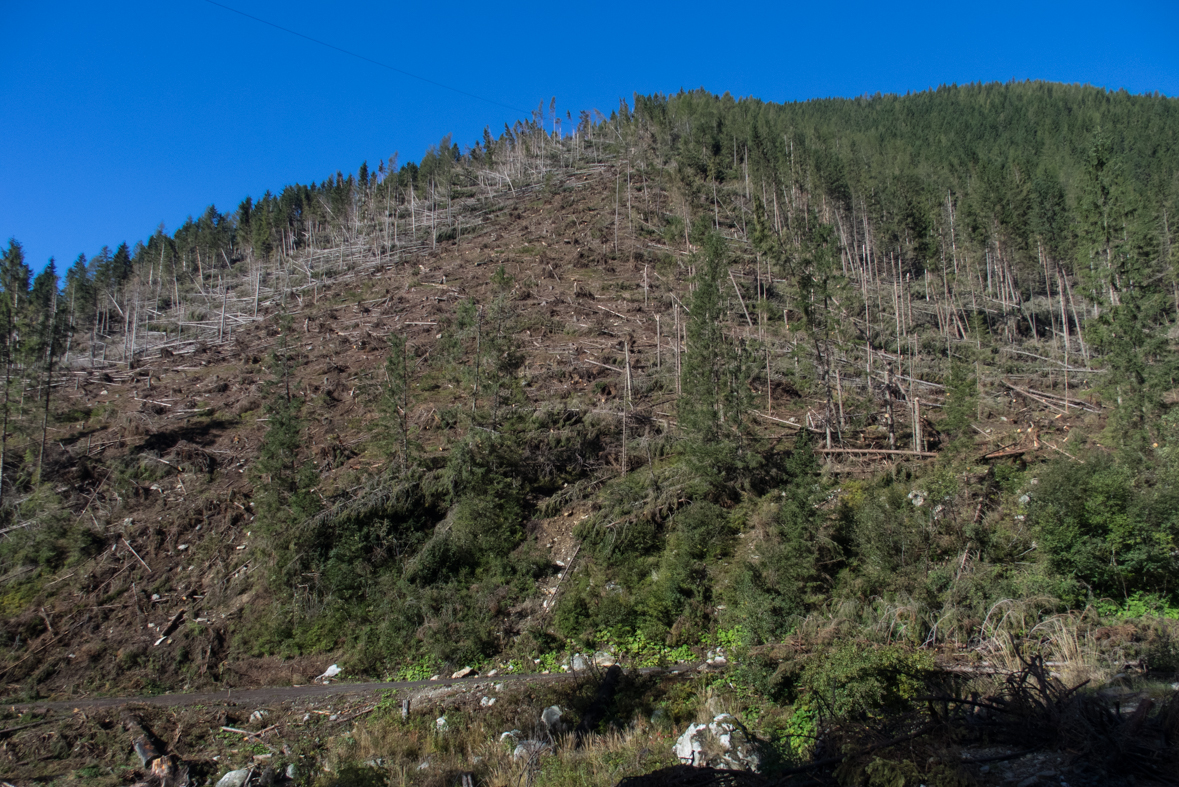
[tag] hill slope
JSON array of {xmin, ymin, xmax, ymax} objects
[{"xmin": 1, "ymin": 82, "xmax": 1178, "ymax": 784}]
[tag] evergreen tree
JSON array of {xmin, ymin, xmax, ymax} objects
[
  {"xmin": 252, "ymin": 316, "xmax": 320, "ymax": 592},
  {"xmin": 28, "ymin": 261, "xmax": 65, "ymax": 476},
  {"xmin": 678, "ymin": 231, "xmax": 753, "ymax": 470},
  {"xmin": 377, "ymin": 332, "xmax": 413, "ymax": 471},
  {"xmin": 0, "ymin": 240, "xmax": 31, "ymax": 507}
]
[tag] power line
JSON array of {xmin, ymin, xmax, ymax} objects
[{"xmin": 200, "ymin": 0, "xmax": 530, "ymax": 115}]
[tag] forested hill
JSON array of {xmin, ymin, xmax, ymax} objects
[
  {"xmin": 1, "ymin": 81, "xmax": 1179, "ymax": 731},
  {"xmin": 631, "ymin": 82, "xmax": 1178, "ymax": 282}
]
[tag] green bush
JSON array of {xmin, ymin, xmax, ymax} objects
[
  {"xmin": 1031, "ymin": 457, "xmax": 1179, "ymax": 603},
  {"xmin": 799, "ymin": 643, "xmax": 933, "ymax": 722}
]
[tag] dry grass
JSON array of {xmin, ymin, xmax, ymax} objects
[{"xmin": 320, "ymin": 713, "xmax": 679, "ymax": 787}]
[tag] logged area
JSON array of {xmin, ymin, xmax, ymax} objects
[{"xmin": 1, "ymin": 83, "xmax": 1179, "ymax": 786}]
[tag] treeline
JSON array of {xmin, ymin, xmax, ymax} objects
[{"xmin": 603, "ymin": 82, "xmax": 1179, "ymax": 441}]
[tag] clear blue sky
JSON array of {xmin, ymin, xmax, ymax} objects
[{"xmin": 3, "ymin": 0, "xmax": 1177, "ymax": 274}]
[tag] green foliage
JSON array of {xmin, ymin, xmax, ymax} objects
[
  {"xmin": 395, "ymin": 656, "xmax": 438, "ymax": 681},
  {"xmin": 799, "ymin": 643, "xmax": 933, "ymax": 722},
  {"xmin": 1095, "ymin": 591, "xmax": 1179, "ymax": 620},
  {"xmin": 315, "ymin": 764, "xmax": 389, "ymax": 787},
  {"xmin": 941, "ymin": 357, "xmax": 977, "ymax": 450},
  {"xmin": 726, "ymin": 434, "xmax": 830, "ymax": 643},
  {"xmin": 1031, "ymin": 455, "xmax": 1179, "ymax": 603},
  {"xmin": 0, "ymin": 482, "xmax": 100, "ymax": 571},
  {"xmin": 678, "ymin": 231, "xmax": 750, "ymax": 449},
  {"xmin": 375, "ymin": 333, "xmax": 414, "ymax": 470}
]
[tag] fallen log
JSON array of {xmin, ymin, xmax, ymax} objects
[{"xmin": 815, "ymin": 447, "xmax": 937, "ymax": 458}]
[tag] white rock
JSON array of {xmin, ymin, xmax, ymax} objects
[
  {"xmin": 480, "ymin": 696, "xmax": 496, "ymax": 707},
  {"xmin": 435, "ymin": 716, "xmax": 448, "ymax": 731},
  {"xmin": 571, "ymin": 654, "xmax": 589, "ymax": 671},
  {"xmin": 673, "ymin": 714, "xmax": 761, "ymax": 772},
  {"xmin": 315, "ymin": 664, "xmax": 341, "ymax": 682},
  {"xmin": 452, "ymin": 666, "xmax": 476, "ymax": 679},
  {"xmin": 248, "ymin": 709, "xmax": 269, "ymax": 725},
  {"xmin": 215, "ymin": 769, "xmax": 251, "ymax": 787},
  {"xmin": 500, "ymin": 729, "xmax": 522, "ymax": 743}
]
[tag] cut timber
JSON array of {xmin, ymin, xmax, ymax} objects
[
  {"xmin": 981, "ymin": 447, "xmax": 1029, "ymax": 461},
  {"xmin": 815, "ymin": 448, "xmax": 937, "ymax": 458},
  {"xmin": 153, "ymin": 609, "xmax": 186, "ymax": 646}
]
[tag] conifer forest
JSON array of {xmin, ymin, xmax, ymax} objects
[{"xmin": 2, "ymin": 82, "xmax": 1179, "ymax": 786}]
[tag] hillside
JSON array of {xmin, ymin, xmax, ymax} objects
[{"xmin": 1, "ymin": 82, "xmax": 1179, "ymax": 785}]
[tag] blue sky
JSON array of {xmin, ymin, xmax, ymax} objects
[{"xmin": 2, "ymin": 0, "xmax": 1177, "ymax": 274}]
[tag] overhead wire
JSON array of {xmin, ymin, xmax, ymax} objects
[{"xmin": 200, "ymin": 0, "xmax": 530, "ymax": 115}]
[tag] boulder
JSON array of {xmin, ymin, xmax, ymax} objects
[
  {"xmin": 592, "ymin": 650, "xmax": 616, "ymax": 667},
  {"xmin": 215, "ymin": 769, "xmax": 251, "ymax": 787},
  {"xmin": 673, "ymin": 714, "xmax": 762, "ymax": 772},
  {"xmin": 541, "ymin": 705, "xmax": 564, "ymax": 734},
  {"xmin": 451, "ymin": 666, "xmax": 476, "ymax": 679}
]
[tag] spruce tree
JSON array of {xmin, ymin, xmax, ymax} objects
[
  {"xmin": 678, "ymin": 230, "xmax": 754, "ymax": 478},
  {"xmin": 0, "ymin": 240, "xmax": 31, "ymax": 507},
  {"xmin": 252, "ymin": 316, "xmax": 320, "ymax": 592},
  {"xmin": 29, "ymin": 260, "xmax": 65, "ymax": 477},
  {"xmin": 377, "ymin": 332, "xmax": 413, "ymax": 472}
]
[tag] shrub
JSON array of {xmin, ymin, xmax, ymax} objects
[{"xmin": 799, "ymin": 643, "xmax": 933, "ymax": 722}]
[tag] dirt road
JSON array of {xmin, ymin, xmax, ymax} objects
[{"xmin": 7, "ymin": 664, "xmax": 698, "ymax": 712}]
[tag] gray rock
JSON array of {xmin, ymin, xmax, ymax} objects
[
  {"xmin": 215, "ymin": 769, "xmax": 252, "ymax": 787},
  {"xmin": 500, "ymin": 729, "xmax": 522, "ymax": 744},
  {"xmin": 541, "ymin": 705, "xmax": 564, "ymax": 733},
  {"xmin": 513, "ymin": 740, "xmax": 548, "ymax": 761},
  {"xmin": 435, "ymin": 715, "xmax": 448, "ymax": 731},
  {"xmin": 571, "ymin": 654, "xmax": 589, "ymax": 671},
  {"xmin": 451, "ymin": 666, "xmax": 476, "ymax": 679},
  {"xmin": 592, "ymin": 650, "xmax": 616, "ymax": 667},
  {"xmin": 673, "ymin": 714, "xmax": 762, "ymax": 772},
  {"xmin": 285, "ymin": 764, "xmax": 299, "ymax": 780}
]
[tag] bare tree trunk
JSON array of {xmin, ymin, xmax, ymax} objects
[{"xmin": 37, "ymin": 288, "xmax": 59, "ymax": 477}]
